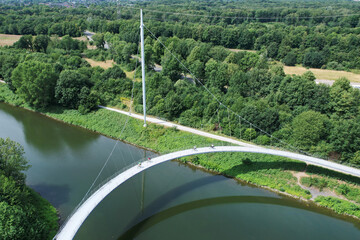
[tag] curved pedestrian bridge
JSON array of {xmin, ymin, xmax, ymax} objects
[{"xmin": 54, "ymin": 146, "xmax": 360, "ymax": 240}]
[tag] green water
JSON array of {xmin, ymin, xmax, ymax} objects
[{"xmin": 1, "ymin": 102, "xmax": 360, "ymax": 240}]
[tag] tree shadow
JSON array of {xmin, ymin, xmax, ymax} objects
[
  {"xmin": 222, "ymin": 160, "xmax": 307, "ymax": 176},
  {"xmin": 30, "ymin": 183, "xmax": 70, "ymax": 208},
  {"xmin": 0, "ymin": 102, "xmax": 99, "ymax": 153}
]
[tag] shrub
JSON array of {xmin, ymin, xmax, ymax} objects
[
  {"xmin": 303, "ymin": 52, "xmax": 324, "ymax": 68},
  {"xmin": 282, "ymin": 52, "xmax": 297, "ymax": 66}
]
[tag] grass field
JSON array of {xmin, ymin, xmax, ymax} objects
[
  {"xmin": 0, "ymin": 34, "xmax": 22, "ymax": 46},
  {"xmin": 228, "ymin": 48, "xmax": 257, "ymax": 53},
  {"xmin": 84, "ymin": 58, "xmax": 141, "ymax": 81},
  {"xmin": 84, "ymin": 58, "xmax": 115, "ymax": 69},
  {"xmin": 284, "ymin": 65, "xmax": 360, "ymax": 82}
]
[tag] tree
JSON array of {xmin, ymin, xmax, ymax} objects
[
  {"xmin": 282, "ymin": 52, "xmax": 297, "ymax": 66},
  {"xmin": 291, "ymin": 110, "xmax": 329, "ymax": 149},
  {"xmin": 329, "ymin": 78, "xmax": 359, "ymax": 118},
  {"xmin": 14, "ymin": 35, "xmax": 32, "ymax": 50},
  {"xmin": 101, "ymin": 65, "xmax": 126, "ymax": 80},
  {"xmin": 0, "ymin": 138, "xmax": 29, "ymax": 184},
  {"xmin": 55, "ymin": 70, "xmax": 89, "ymax": 109},
  {"xmin": 329, "ymin": 118, "xmax": 360, "ymax": 161},
  {"xmin": 161, "ymin": 51, "xmax": 182, "ymax": 81},
  {"xmin": 78, "ymin": 87, "xmax": 99, "ymax": 114},
  {"xmin": 303, "ymin": 52, "xmax": 324, "ymax": 68},
  {"xmin": 302, "ymin": 71, "xmax": 316, "ymax": 82},
  {"xmin": 11, "ymin": 60, "xmax": 58, "ymax": 108},
  {"xmin": 33, "ymin": 35, "xmax": 50, "ymax": 52},
  {"xmin": 92, "ymin": 33, "xmax": 105, "ymax": 49}
]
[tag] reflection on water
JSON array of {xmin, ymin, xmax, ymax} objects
[
  {"xmin": 30, "ymin": 184, "xmax": 70, "ymax": 208},
  {"xmin": 0, "ymin": 103, "xmax": 99, "ymax": 153}
]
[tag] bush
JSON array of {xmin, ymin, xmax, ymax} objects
[
  {"xmin": 243, "ymin": 128, "xmax": 256, "ymax": 140},
  {"xmin": 242, "ymin": 157, "xmax": 253, "ymax": 165},
  {"xmin": 282, "ymin": 52, "xmax": 297, "ymax": 66},
  {"xmin": 327, "ymin": 61, "xmax": 345, "ymax": 71},
  {"xmin": 303, "ymin": 52, "xmax": 324, "ymax": 68},
  {"xmin": 255, "ymin": 135, "xmax": 270, "ymax": 145}
]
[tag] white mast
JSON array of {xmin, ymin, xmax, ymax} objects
[{"xmin": 140, "ymin": 9, "xmax": 147, "ymax": 127}]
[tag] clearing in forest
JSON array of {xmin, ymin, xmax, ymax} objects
[
  {"xmin": 0, "ymin": 34, "xmax": 22, "ymax": 46},
  {"xmin": 284, "ymin": 65, "xmax": 360, "ymax": 82},
  {"xmin": 84, "ymin": 58, "xmax": 115, "ymax": 69}
]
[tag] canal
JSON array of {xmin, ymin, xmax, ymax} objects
[{"xmin": 1, "ymin": 102, "xmax": 360, "ymax": 240}]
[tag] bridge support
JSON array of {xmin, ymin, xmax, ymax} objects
[{"xmin": 140, "ymin": 9, "xmax": 147, "ymax": 127}]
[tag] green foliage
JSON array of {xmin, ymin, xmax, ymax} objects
[
  {"xmin": 33, "ymin": 35, "xmax": 50, "ymax": 52},
  {"xmin": 92, "ymin": 33, "xmax": 105, "ymax": 49},
  {"xmin": 255, "ymin": 135, "xmax": 270, "ymax": 145},
  {"xmin": 14, "ymin": 35, "xmax": 33, "ymax": 50},
  {"xmin": 351, "ymin": 151, "xmax": 360, "ymax": 166},
  {"xmin": 303, "ymin": 52, "xmax": 324, "ymax": 68},
  {"xmin": 315, "ymin": 196, "xmax": 360, "ymax": 218},
  {"xmin": 0, "ymin": 138, "xmax": 29, "ymax": 184},
  {"xmin": 11, "ymin": 60, "xmax": 58, "ymax": 108},
  {"xmin": 0, "ymin": 138, "xmax": 58, "ymax": 240},
  {"xmin": 282, "ymin": 52, "xmax": 297, "ymax": 66},
  {"xmin": 290, "ymin": 110, "xmax": 329, "ymax": 148},
  {"xmin": 243, "ymin": 128, "xmax": 256, "ymax": 140},
  {"xmin": 55, "ymin": 70, "xmax": 87, "ymax": 108},
  {"xmin": 301, "ymin": 177, "xmax": 328, "ymax": 191},
  {"xmin": 183, "ymin": 152, "xmax": 310, "ymax": 199}
]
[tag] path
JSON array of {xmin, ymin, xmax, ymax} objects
[
  {"xmin": 84, "ymin": 30, "xmax": 109, "ymax": 49},
  {"xmin": 316, "ymin": 79, "xmax": 360, "ymax": 89},
  {"xmin": 99, "ymin": 106, "xmax": 255, "ymax": 147},
  {"xmin": 54, "ymin": 145, "xmax": 360, "ymax": 240}
]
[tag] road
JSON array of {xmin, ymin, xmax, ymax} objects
[{"xmin": 316, "ymin": 79, "xmax": 360, "ymax": 89}]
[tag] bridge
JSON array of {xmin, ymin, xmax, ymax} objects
[{"xmin": 54, "ymin": 145, "xmax": 360, "ymax": 240}]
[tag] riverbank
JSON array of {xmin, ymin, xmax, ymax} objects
[{"xmin": 1, "ymin": 83, "xmax": 360, "ymax": 220}]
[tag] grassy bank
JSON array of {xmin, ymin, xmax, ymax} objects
[
  {"xmin": 1, "ymin": 83, "xmax": 360, "ymax": 220},
  {"xmin": 28, "ymin": 188, "xmax": 59, "ymax": 239}
]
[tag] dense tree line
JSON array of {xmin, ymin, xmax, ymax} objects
[
  {"xmin": 2, "ymin": 1, "xmax": 360, "ymax": 69},
  {"xmin": 0, "ymin": 138, "xmax": 58, "ymax": 239}
]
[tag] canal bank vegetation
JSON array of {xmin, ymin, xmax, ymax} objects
[
  {"xmin": 0, "ymin": 138, "xmax": 58, "ymax": 240},
  {"xmin": 1, "ymin": 84, "xmax": 360, "ymax": 220}
]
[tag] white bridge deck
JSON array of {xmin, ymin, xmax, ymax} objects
[{"xmin": 55, "ymin": 146, "xmax": 360, "ymax": 240}]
